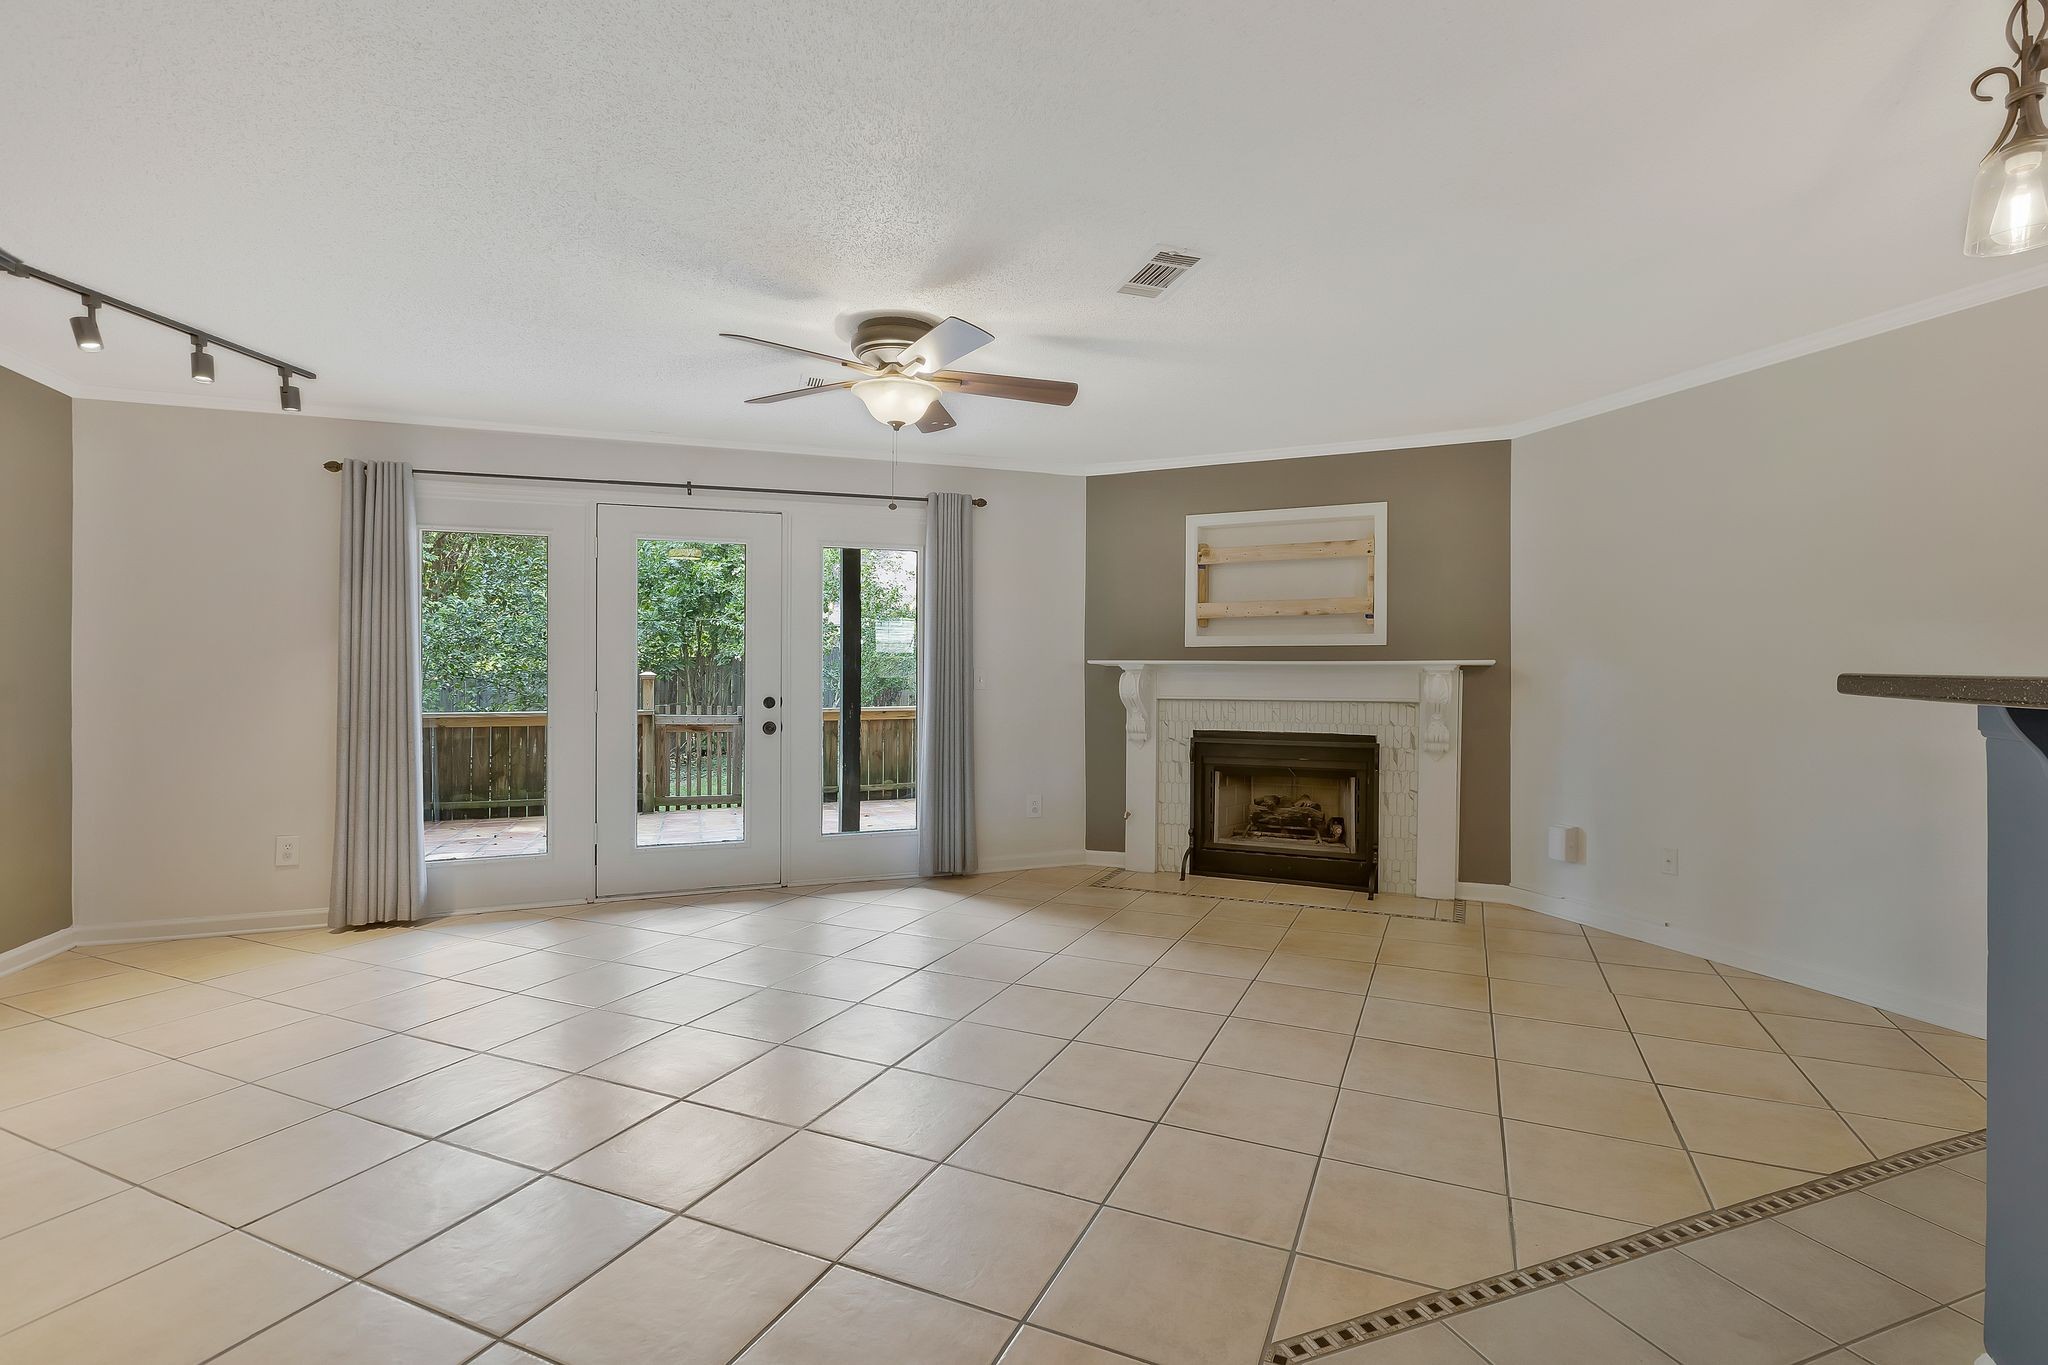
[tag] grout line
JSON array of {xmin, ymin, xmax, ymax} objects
[
  {"xmin": 1589, "ymin": 938, "xmax": 1719, "ymax": 1213},
  {"xmin": 1484, "ymin": 904, "xmax": 1519, "ymax": 1272}
]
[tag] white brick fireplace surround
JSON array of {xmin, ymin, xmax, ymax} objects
[{"xmin": 1090, "ymin": 660, "xmax": 1494, "ymax": 900}]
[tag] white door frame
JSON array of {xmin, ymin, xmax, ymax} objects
[
  {"xmin": 780, "ymin": 501, "xmax": 926, "ymax": 886},
  {"xmin": 596, "ymin": 503, "xmax": 785, "ymax": 897},
  {"xmin": 415, "ymin": 483, "xmax": 596, "ymax": 915}
]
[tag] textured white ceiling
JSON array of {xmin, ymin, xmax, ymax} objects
[{"xmin": 2, "ymin": 1, "xmax": 2044, "ymax": 473}]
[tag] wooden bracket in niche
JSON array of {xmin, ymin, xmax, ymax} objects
[{"xmin": 1193, "ymin": 535, "xmax": 1375, "ymax": 622}]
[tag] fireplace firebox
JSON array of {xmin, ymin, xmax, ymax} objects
[{"xmin": 1187, "ymin": 730, "xmax": 1379, "ymax": 895}]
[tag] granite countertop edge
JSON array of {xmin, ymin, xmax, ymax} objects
[{"xmin": 1838, "ymin": 674, "xmax": 2048, "ymax": 709}]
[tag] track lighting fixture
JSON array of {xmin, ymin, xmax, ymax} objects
[
  {"xmin": 0, "ymin": 246, "xmax": 315, "ymax": 401},
  {"xmin": 70, "ymin": 297, "xmax": 103, "ymax": 351}
]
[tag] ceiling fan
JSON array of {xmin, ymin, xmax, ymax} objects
[{"xmin": 720, "ymin": 314, "xmax": 1078, "ymax": 433}]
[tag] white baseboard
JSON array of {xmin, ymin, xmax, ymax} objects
[
  {"xmin": 1081, "ymin": 849, "xmax": 1127, "ymax": 868},
  {"xmin": 70, "ymin": 906, "xmax": 328, "ymax": 947},
  {"xmin": 0, "ymin": 924, "xmax": 80, "ymax": 975},
  {"xmin": 978, "ymin": 849, "xmax": 1092, "ymax": 874},
  {"xmin": 1457, "ymin": 882, "xmax": 1985, "ymax": 1038}
]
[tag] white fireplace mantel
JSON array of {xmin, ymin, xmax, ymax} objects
[{"xmin": 1089, "ymin": 659, "xmax": 1494, "ymax": 899}]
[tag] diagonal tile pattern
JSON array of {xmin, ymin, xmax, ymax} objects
[{"xmin": 0, "ymin": 866, "xmax": 1987, "ymax": 1363}]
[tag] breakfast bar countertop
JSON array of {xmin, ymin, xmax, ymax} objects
[{"xmin": 1837, "ymin": 674, "xmax": 2048, "ymax": 709}]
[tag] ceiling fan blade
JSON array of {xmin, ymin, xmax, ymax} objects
[
  {"xmin": 895, "ymin": 317, "xmax": 994, "ymax": 376},
  {"xmin": 914, "ymin": 400, "xmax": 957, "ymax": 434},
  {"xmin": 930, "ymin": 370, "xmax": 1078, "ymax": 406},
  {"xmin": 720, "ymin": 333, "xmax": 876, "ymax": 373},
  {"xmin": 744, "ymin": 380, "xmax": 855, "ymax": 404}
]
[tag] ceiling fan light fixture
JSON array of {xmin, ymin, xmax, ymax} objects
[{"xmin": 852, "ymin": 375, "xmax": 939, "ymax": 429}]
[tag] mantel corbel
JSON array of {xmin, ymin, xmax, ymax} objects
[
  {"xmin": 1116, "ymin": 664, "xmax": 1153, "ymax": 743},
  {"xmin": 1421, "ymin": 665, "xmax": 1459, "ymax": 757}
]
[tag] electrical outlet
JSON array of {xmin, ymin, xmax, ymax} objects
[
  {"xmin": 275, "ymin": 835, "xmax": 301, "ymax": 869},
  {"xmin": 1659, "ymin": 846, "xmax": 1679, "ymax": 877},
  {"xmin": 1025, "ymin": 795, "xmax": 1042, "ymax": 819}
]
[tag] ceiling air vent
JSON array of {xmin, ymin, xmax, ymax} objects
[{"xmin": 1118, "ymin": 248, "xmax": 1202, "ymax": 298}]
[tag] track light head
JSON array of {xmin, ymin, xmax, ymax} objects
[
  {"xmin": 277, "ymin": 368, "xmax": 302, "ymax": 412},
  {"xmin": 70, "ymin": 297, "xmax": 102, "ymax": 351},
  {"xmin": 190, "ymin": 339, "xmax": 214, "ymax": 384}
]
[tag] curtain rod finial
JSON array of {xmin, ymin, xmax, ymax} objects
[
  {"xmin": 972, "ymin": 497, "xmax": 987, "ymax": 507},
  {"xmin": 323, "ymin": 460, "xmax": 344, "ymax": 472}
]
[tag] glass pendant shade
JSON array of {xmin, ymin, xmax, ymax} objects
[
  {"xmin": 1966, "ymin": 136, "xmax": 2048, "ymax": 255},
  {"xmin": 852, "ymin": 375, "xmax": 939, "ymax": 427}
]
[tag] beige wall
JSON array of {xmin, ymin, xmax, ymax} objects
[
  {"xmin": 1084, "ymin": 442, "xmax": 1512, "ymax": 881},
  {"xmin": 0, "ymin": 365, "xmax": 72, "ymax": 954},
  {"xmin": 1512, "ymin": 287, "xmax": 2048, "ymax": 1033},
  {"xmin": 69, "ymin": 401, "xmax": 1087, "ymax": 936}
]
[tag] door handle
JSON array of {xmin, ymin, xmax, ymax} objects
[{"xmin": 761, "ymin": 720, "xmax": 778, "ymax": 736}]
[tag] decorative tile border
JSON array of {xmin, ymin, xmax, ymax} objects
[{"xmin": 1266, "ymin": 1130, "xmax": 1990, "ymax": 1363}]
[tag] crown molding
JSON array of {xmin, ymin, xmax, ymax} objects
[
  {"xmin": 13, "ymin": 266, "xmax": 2048, "ymax": 480},
  {"xmin": 1078, "ymin": 263, "xmax": 2048, "ymax": 474}
]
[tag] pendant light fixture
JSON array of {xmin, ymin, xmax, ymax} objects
[{"xmin": 1967, "ymin": 0, "xmax": 2048, "ymax": 256}]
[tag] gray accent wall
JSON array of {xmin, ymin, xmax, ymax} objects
[
  {"xmin": 0, "ymin": 365, "xmax": 72, "ymax": 953},
  {"xmin": 1084, "ymin": 441, "xmax": 1511, "ymax": 882}
]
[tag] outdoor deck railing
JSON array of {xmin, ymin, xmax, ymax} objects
[{"xmin": 421, "ymin": 705, "xmax": 917, "ymax": 821}]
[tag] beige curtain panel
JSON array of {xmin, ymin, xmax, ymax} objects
[
  {"xmin": 917, "ymin": 491, "xmax": 976, "ymax": 877},
  {"xmin": 330, "ymin": 460, "xmax": 426, "ymax": 927}
]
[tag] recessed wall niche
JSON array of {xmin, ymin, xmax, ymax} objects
[{"xmin": 1183, "ymin": 501, "xmax": 1387, "ymax": 647}]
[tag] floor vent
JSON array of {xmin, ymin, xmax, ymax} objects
[
  {"xmin": 1266, "ymin": 1129, "xmax": 1989, "ymax": 1363},
  {"xmin": 1117, "ymin": 248, "xmax": 1202, "ymax": 298}
]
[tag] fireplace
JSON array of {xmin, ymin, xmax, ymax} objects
[{"xmin": 1188, "ymin": 730, "xmax": 1379, "ymax": 894}]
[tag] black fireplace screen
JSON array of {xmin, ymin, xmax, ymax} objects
[{"xmin": 1189, "ymin": 730, "xmax": 1378, "ymax": 894}]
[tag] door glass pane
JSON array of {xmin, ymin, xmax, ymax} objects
[
  {"xmin": 419, "ymin": 531, "xmax": 549, "ymax": 861},
  {"xmin": 821, "ymin": 547, "xmax": 918, "ymax": 834},
  {"xmin": 637, "ymin": 539, "xmax": 747, "ymax": 846}
]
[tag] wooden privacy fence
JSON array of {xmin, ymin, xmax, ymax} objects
[
  {"xmin": 421, "ymin": 696, "xmax": 919, "ymax": 822},
  {"xmin": 823, "ymin": 706, "xmax": 918, "ymax": 803},
  {"xmin": 423, "ymin": 713, "xmax": 547, "ymax": 821}
]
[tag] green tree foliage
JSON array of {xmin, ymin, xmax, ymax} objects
[
  {"xmin": 420, "ymin": 531, "xmax": 548, "ymax": 712},
  {"xmin": 419, "ymin": 532, "xmax": 920, "ymax": 715},
  {"xmin": 636, "ymin": 540, "xmax": 748, "ymax": 674},
  {"xmin": 822, "ymin": 548, "xmax": 919, "ymax": 708}
]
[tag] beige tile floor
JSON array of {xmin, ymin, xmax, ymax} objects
[
  {"xmin": 1319, "ymin": 1147, "xmax": 1988, "ymax": 1365},
  {"xmin": 0, "ymin": 867, "xmax": 1987, "ymax": 1365}
]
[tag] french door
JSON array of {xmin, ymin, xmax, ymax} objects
[
  {"xmin": 416, "ymin": 490, "xmax": 596, "ymax": 916},
  {"xmin": 417, "ymin": 483, "xmax": 922, "ymax": 912},
  {"xmin": 597, "ymin": 505, "xmax": 784, "ymax": 896}
]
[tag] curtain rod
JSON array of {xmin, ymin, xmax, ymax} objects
[{"xmin": 321, "ymin": 461, "xmax": 985, "ymax": 507}]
